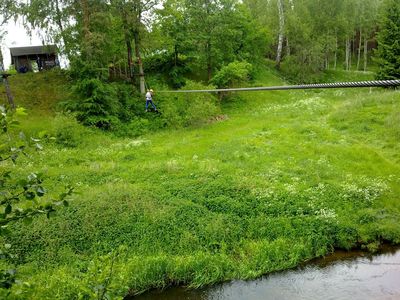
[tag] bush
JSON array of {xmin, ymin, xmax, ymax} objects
[
  {"xmin": 156, "ymin": 81, "xmax": 221, "ymax": 127},
  {"xmin": 64, "ymin": 59, "xmax": 128, "ymax": 130},
  {"xmin": 144, "ymin": 51, "xmax": 190, "ymax": 88},
  {"xmin": 210, "ymin": 61, "xmax": 253, "ymax": 89},
  {"xmin": 52, "ymin": 114, "xmax": 88, "ymax": 148},
  {"xmin": 280, "ymin": 55, "xmax": 323, "ymax": 83},
  {"xmin": 73, "ymin": 79, "xmax": 121, "ymax": 129}
]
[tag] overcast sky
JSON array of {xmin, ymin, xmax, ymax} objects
[{"xmin": 2, "ymin": 19, "xmax": 42, "ymax": 69}]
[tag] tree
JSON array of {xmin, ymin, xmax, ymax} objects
[
  {"xmin": 0, "ymin": 0, "xmax": 17, "ymax": 109},
  {"xmin": 109, "ymin": 0, "xmax": 159, "ymax": 93},
  {"xmin": 275, "ymin": 0, "xmax": 285, "ymax": 68},
  {"xmin": 167, "ymin": 0, "xmax": 267, "ymax": 81},
  {"xmin": 376, "ymin": 0, "xmax": 400, "ymax": 80}
]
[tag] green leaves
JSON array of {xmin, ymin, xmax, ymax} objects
[
  {"xmin": 36, "ymin": 186, "xmax": 46, "ymax": 197},
  {"xmin": 210, "ymin": 60, "xmax": 253, "ymax": 89},
  {"xmin": 376, "ymin": 0, "xmax": 400, "ymax": 80},
  {"xmin": 24, "ymin": 191, "xmax": 36, "ymax": 200},
  {"xmin": 4, "ymin": 204, "xmax": 11, "ymax": 215},
  {"xmin": 0, "ymin": 105, "xmax": 74, "ymax": 292}
]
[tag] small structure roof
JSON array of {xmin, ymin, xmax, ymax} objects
[{"xmin": 10, "ymin": 45, "xmax": 57, "ymax": 57}]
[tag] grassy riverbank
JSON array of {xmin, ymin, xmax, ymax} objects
[{"xmin": 2, "ymin": 69, "xmax": 400, "ymax": 299}]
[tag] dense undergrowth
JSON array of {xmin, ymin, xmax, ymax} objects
[{"xmin": 1, "ymin": 68, "xmax": 400, "ymax": 299}]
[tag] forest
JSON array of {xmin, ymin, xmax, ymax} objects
[{"xmin": 0, "ymin": 0, "xmax": 400, "ymax": 299}]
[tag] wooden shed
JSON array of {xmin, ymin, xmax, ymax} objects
[{"xmin": 10, "ymin": 45, "xmax": 59, "ymax": 73}]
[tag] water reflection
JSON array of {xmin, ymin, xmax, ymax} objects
[{"xmin": 129, "ymin": 246, "xmax": 400, "ymax": 300}]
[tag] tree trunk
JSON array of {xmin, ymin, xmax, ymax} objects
[
  {"xmin": 80, "ymin": 0, "xmax": 91, "ymax": 59},
  {"xmin": 206, "ymin": 40, "xmax": 212, "ymax": 81},
  {"xmin": 0, "ymin": 49, "xmax": 15, "ymax": 110},
  {"xmin": 345, "ymin": 37, "xmax": 351, "ymax": 71},
  {"xmin": 126, "ymin": 39, "xmax": 133, "ymax": 79},
  {"xmin": 81, "ymin": 0, "xmax": 90, "ymax": 37},
  {"xmin": 55, "ymin": 0, "xmax": 63, "ymax": 32},
  {"xmin": 54, "ymin": 0, "xmax": 67, "ymax": 49},
  {"xmin": 357, "ymin": 29, "xmax": 362, "ymax": 70},
  {"xmin": 350, "ymin": 38, "xmax": 353, "ymax": 70},
  {"xmin": 334, "ymin": 34, "xmax": 338, "ymax": 70},
  {"xmin": 276, "ymin": 0, "xmax": 285, "ymax": 68},
  {"xmin": 363, "ymin": 36, "xmax": 368, "ymax": 72},
  {"xmin": 286, "ymin": 37, "xmax": 290, "ymax": 56},
  {"xmin": 134, "ymin": 30, "xmax": 145, "ymax": 94},
  {"xmin": 325, "ymin": 54, "xmax": 329, "ymax": 70}
]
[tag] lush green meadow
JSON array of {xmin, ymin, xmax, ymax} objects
[{"xmin": 1, "ymin": 69, "xmax": 400, "ymax": 298}]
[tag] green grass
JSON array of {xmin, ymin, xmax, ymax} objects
[
  {"xmin": 1, "ymin": 69, "xmax": 72, "ymax": 115},
  {"xmin": 1, "ymin": 69, "xmax": 400, "ymax": 299}
]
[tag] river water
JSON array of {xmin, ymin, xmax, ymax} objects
[{"xmin": 130, "ymin": 246, "xmax": 400, "ymax": 300}]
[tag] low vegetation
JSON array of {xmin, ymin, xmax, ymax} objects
[{"xmin": 0, "ymin": 68, "xmax": 399, "ymax": 299}]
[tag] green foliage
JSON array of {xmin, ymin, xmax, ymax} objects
[
  {"xmin": 376, "ymin": 0, "xmax": 400, "ymax": 80},
  {"xmin": 66, "ymin": 76, "xmax": 121, "ymax": 129},
  {"xmin": 6, "ymin": 65, "xmax": 17, "ymax": 75},
  {"xmin": 52, "ymin": 114, "xmax": 87, "ymax": 148},
  {"xmin": 157, "ymin": 81, "xmax": 221, "ymax": 127},
  {"xmin": 210, "ymin": 61, "xmax": 253, "ymax": 89},
  {"xmin": 0, "ymin": 106, "xmax": 73, "ymax": 293},
  {"xmin": 61, "ymin": 53, "xmax": 139, "ymax": 131},
  {"xmin": 280, "ymin": 55, "xmax": 324, "ymax": 83},
  {"xmin": 144, "ymin": 51, "xmax": 190, "ymax": 88}
]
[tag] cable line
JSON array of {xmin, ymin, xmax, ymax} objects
[{"xmin": 158, "ymin": 80, "xmax": 400, "ymax": 93}]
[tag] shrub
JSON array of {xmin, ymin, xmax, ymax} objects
[
  {"xmin": 280, "ymin": 55, "xmax": 323, "ymax": 83},
  {"xmin": 52, "ymin": 114, "xmax": 87, "ymax": 148},
  {"xmin": 156, "ymin": 81, "xmax": 221, "ymax": 127},
  {"xmin": 69, "ymin": 78, "xmax": 121, "ymax": 129},
  {"xmin": 112, "ymin": 118, "xmax": 151, "ymax": 138},
  {"xmin": 210, "ymin": 61, "xmax": 253, "ymax": 89},
  {"xmin": 144, "ymin": 51, "xmax": 190, "ymax": 88}
]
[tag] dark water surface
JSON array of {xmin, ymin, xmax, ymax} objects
[{"xmin": 130, "ymin": 246, "xmax": 400, "ymax": 300}]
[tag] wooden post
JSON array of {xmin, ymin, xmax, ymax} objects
[
  {"xmin": 1, "ymin": 74, "xmax": 16, "ymax": 110},
  {"xmin": 0, "ymin": 48, "xmax": 16, "ymax": 109}
]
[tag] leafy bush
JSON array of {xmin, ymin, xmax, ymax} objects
[
  {"xmin": 112, "ymin": 118, "xmax": 151, "ymax": 138},
  {"xmin": 156, "ymin": 81, "xmax": 221, "ymax": 127},
  {"xmin": 280, "ymin": 55, "xmax": 324, "ymax": 83},
  {"xmin": 52, "ymin": 114, "xmax": 88, "ymax": 148},
  {"xmin": 144, "ymin": 51, "xmax": 190, "ymax": 88},
  {"xmin": 210, "ymin": 61, "xmax": 253, "ymax": 89}
]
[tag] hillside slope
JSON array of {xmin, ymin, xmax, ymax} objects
[
  {"xmin": 1, "ymin": 70, "xmax": 71, "ymax": 113},
  {"xmin": 2, "ymin": 69, "xmax": 400, "ymax": 299}
]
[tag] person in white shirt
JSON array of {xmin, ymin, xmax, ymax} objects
[{"xmin": 145, "ymin": 89, "xmax": 158, "ymax": 112}]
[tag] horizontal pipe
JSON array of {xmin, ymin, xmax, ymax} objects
[{"xmin": 158, "ymin": 80, "xmax": 400, "ymax": 93}]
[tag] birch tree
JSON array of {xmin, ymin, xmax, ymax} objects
[
  {"xmin": 0, "ymin": 0, "xmax": 16, "ymax": 109},
  {"xmin": 275, "ymin": 0, "xmax": 285, "ymax": 68}
]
